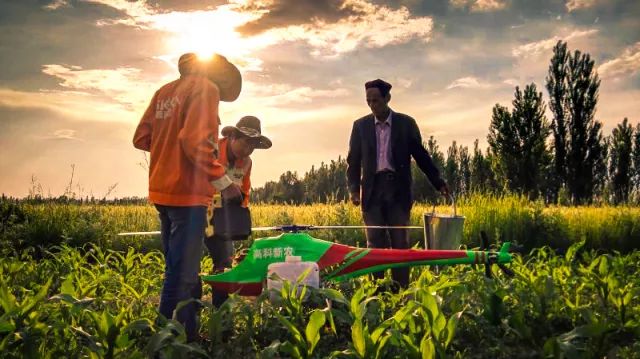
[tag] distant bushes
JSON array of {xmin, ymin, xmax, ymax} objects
[{"xmin": 0, "ymin": 199, "xmax": 161, "ymax": 256}]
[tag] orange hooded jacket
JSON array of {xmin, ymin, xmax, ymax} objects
[{"xmin": 133, "ymin": 75, "xmax": 233, "ymax": 207}]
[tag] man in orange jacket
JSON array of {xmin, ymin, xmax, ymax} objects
[
  {"xmin": 133, "ymin": 53, "xmax": 242, "ymax": 342},
  {"xmin": 204, "ymin": 115, "xmax": 272, "ymax": 307}
]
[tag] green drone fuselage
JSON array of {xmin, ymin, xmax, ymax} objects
[{"xmin": 202, "ymin": 232, "xmax": 512, "ymax": 296}]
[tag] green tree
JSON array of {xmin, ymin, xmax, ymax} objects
[
  {"xmin": 512, "ymin": 84, "xmax": 552, "ymax": 199},
  {"xmin": 608, "ymin": 118, "xmax": 633, "ymax": 204},
  {"xmin": 470, "ymin": 139, "xmax": 494, "ymax": 193},
  {"xmin": 459, "ymin": 145, "xmax": 471, "ymax": 196},
  {"xmin": 488, "ymin": 84, "xmax": 551, "ymax": 199},
  {"xmin": 304, "ymin": 158, "xmax": 348, "ymax": 203},
  {"xmin": 282, "ymin": 171, "xmax": 305, "ymax": 204},
  {"xmin": 427, "ymin": 136, "xmax": 446, "ymax": 173},
  {"xmin": 593, "ymin": 138, "xmax": 609, "ymax": 203},
  {"xmin": 546, "ymin": 41, "xmax": 570, "ymax": 200},
  {"xmin": 546, "ymin": 41, "xmax": 605, "ymax": 204},
  {"xmin": 412, "ymin": 136, "xmax": 445, "ymax": 203},
  {"xmin": 252, "ymin": 180, "xmax": 279, "ymax": 203},
  {"xmin": 444, "ymin": 141, "xmax": 461, "ymax": 196},
  {"xmin": 631, "ymin": 123, "xmax": 640, "ymax": 203},
  {"xmin": 488, "ymin": 104, "xmax": 515, "ymax": 192}
]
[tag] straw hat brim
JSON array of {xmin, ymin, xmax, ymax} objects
[
  {"xmin": 221, "ymin": 126, "xmax": 272, "ymax": 149},
  {"xmin": 206, "ymin": 56, "xmax": 242, "ymax": 102}
]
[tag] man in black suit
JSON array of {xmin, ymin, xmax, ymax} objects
[{"xmin": 347, "ymin": 79, "xmax": 449, "ymax": 289}]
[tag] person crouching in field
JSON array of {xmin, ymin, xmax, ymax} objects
[
  {"xmin": 132, "ymin": 53, "xmax": 243, "ymax": 342},
  {"xmin": 204, "ymin": 116, "xmax": 272, "ymax": 307}
]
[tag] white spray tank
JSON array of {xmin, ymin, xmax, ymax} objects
[{"xmin": 267, "ymin": 256, "xmax": 319, "ymax": 301}]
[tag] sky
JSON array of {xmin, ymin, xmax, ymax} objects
[{"xmin": 0, "ymin": 0, "xmax": 639, "ymax": 198}]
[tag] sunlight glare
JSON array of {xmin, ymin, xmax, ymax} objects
[{"xmin": 151, "ymin": 7, "xmax": 261, "ymax": 60}]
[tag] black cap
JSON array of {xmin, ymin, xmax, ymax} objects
[{"xmin": 365, "ymin": 79, "xmax": 392, "ymax": 97}]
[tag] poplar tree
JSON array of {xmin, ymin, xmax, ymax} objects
[
  {"xmin": 546, "ymin": 41, "xmax": 570, "ymax": 200},
  {"xmin": 488, "ymin": 84, "xmax": 551, "ymax": 199},
  {"xmin": 632, "ymin": 123, "xmax": 640, "ymax": 203},
  {"xmin": 459, "ymin": 145, "xmax": 472, "ymax": 196},
  {"xmin": 445, "ymin": 141, "xmax": 461, "ymax": 196},
  {"xmin": 609, "ymin": 118, "xmax": 633, "ymax": 203},
  {"xmin": 412, "ymin": 136, "xmax": 445, "ymax": 202},
  {"xmin": 546, "ymin": 41, "xmax": 605, "ymax": 204},
  {"xmin": 470, "ymin": 139, "xmax": 493, "ymax": 193}
]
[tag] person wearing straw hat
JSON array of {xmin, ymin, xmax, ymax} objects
[
  {"xmin": 204, "ymin": 115, "xmax": 272, "ymax": 307},
  {"xmin": 347, "ymin": 78, "xmax": 450, "ymax": 291},
  {"xmin": 133, "ymin": 52, "xmax": 242, "ymax": 342}
]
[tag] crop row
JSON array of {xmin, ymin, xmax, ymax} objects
[{"xmin": 1, "ymin": 241, "xmax": 638, "ymax": 358}]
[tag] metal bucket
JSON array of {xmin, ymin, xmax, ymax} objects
[{"xmin": 423, "ymin": 196, "xmax": 465, "ymax": 250}]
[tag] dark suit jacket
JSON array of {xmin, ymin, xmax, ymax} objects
[{"xmin": 347, "ymin": 111, "xmax": 445, "ymax": 211}]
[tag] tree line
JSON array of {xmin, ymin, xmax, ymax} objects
[{"xmin": 253, "ymin": 41, "xmax": 640, "ymax": 206}]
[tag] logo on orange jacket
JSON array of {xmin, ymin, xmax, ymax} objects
[{"xmin": 155, "ymin": 97, "xmax": 180, "ymax": 120}]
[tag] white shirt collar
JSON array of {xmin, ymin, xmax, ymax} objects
[{"xmin": 374, "ymin": 110, "xmax": 393, "ymax": 125}]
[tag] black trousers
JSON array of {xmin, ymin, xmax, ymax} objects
[
  {"xmin": 362, "ymin": 171, "xmax": 411, "ymax": 287},
  {"xmin": 204, "ymin": 235, "xmax": 234, "ymax": 307}
]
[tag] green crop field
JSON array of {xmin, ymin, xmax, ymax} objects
[{"xmin": 1, "ymin": 195, "xmax": 639, "ymax": 358}]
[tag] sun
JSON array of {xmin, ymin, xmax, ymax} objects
[{"xmin": 152, "ymin": 7, "xmax": 261, "ymax": 60}]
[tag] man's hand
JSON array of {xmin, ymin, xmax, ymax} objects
[
  {"xmin": 439, "ymin": 183, "xmax": 450, "ymax": 198},
  {"xmin": 221, "ymin": 183, "xmax": 242, "ymax": 202},
  {"xmin": 350, "ymin": 191, "xmax": 361, "ymax": 206}
]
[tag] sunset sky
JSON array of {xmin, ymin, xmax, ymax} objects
[{"xmin": 1, "ymin": 0, "xmax": 638, "ymax": 198}]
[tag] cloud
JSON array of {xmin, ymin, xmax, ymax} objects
[
  {"xmin": 502, "ymin": 78, "xmax": 520, "ymax": 87},
  {"xmin": 566, "ymin": 0, "xmax": 597, "ymax": 12},
  {"xmin": 251, "ymin": 85, "xmax": 351, "ymax": 106},
  {"xmin": 450, "ymin": 0, "xmax": 508, "ymax": 12},
  {"xmin": 0, "ymin": 86, "xmax": 140, "ymax": 123},
  {"xmin": 43, "ymin": 0, "xmax": 70, "ymax": 11},
  {"xmin": 149, "ymin": 0, "xmax": 228, "ymax": 12},
  {"xmin": 87, "ymin": 0, "xmax": 433, "ymax": 59},
  {"xmin": 446, "ymin": 76, "xmax": 491, "ymax": 90},
  {"xmin": 264, "ymin": 0, "xmax": 434, "ymax": 58},
  {"xmin": 218, "ymin": 81, "xmax": 354, "ymax": 122},
  {"xmin": 511, "ymin": 29, "xmax": 599, "ymax": 58},
  {"xmin": 41, "ymin": 129, "xmax": 84, "ymax": 141},
  {"xmin": 598, "ymin": 42, "xmax": 640, "ymax": 79},
  {"xmin": 395, "ymin": 78, "xmax": 414, "ymax": 89},
  {"xmin": 235, "ymin": 0, "xmax": 365, "ymax": 35},
  {"xmin": 82, "ymin": 0, "xmax": 158, "ymax": 27},
  {"xmin": 40, "ymin": 64, "xmax": 163, "ymax": 114}
]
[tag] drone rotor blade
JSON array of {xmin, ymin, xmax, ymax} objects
[
  {"xmin": 118, "ymin": 224, "xmax": 424, "ymax": 236},
  {"xmin": 117, "ymin": 231, "xmax": 161, "ymax": 236},
  {"xmin": 251, "ymin": 226, "xmax": 282, "ymax": 231},
  {"xmin": 311, "ymin": 225, "xmax": 423, "ymax": 230}
]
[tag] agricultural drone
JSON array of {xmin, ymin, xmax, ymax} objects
[{"xmin": 120, "ymin": 224, "xmax": 514, "ymax": 296}]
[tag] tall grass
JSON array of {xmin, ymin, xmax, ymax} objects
[{"xmin": 1, "ymin": 194, "xmax": 639, "ymax": 253}]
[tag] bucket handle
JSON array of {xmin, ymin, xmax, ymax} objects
[
  {"xmin": 451, "ymin": 193, "xmax": 457, "ymax": 217},
  {"xmin": 431, "ymin": 193, "xmax": 457, "ymax": 217}
]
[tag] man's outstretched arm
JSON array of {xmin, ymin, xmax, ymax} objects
[{"xmin": 407, "ymin": 117, "xmax": 449, "ymax": 196}]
